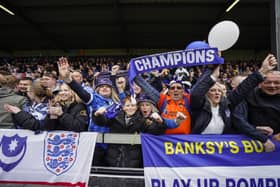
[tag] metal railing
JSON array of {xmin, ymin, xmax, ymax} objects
[{"xmin": 96, "ymin": 133, "xmax": 142, "ymax": 145}]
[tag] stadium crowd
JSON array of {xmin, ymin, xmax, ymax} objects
[{"xmin": 0, "ymin": 50, "xmax": 279, "ymax": 168}]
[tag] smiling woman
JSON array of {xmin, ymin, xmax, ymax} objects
[
  {"xmin": 190, "ymin": 54, "xmax": 277, "ymax": 137},
  {"xmin": 54, "ymin": 83, "xmax": 82, "ymax": 105},
  {"xmin": 43, "ymin": 82, "xmax": 88, "ymax": 132}
]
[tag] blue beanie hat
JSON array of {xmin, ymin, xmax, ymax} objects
[{"xmin": 95, "ymin": 78, "xmax": 113, "ymax": 89}]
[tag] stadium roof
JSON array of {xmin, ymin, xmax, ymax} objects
[{"xmin": 0, "ymin": 0, "xmax": 272, "ymax": 52}]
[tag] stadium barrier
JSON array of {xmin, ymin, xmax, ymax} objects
[{"xmin": 90, "ymin": 133, "xmax": 144, "ymax": 187}]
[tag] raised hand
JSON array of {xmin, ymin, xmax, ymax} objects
[
  {"xmin": 259, "ymin": 54, "xmax": 277, "ymax": 75},
  {"xmin": 111, "ymin": 65, "xmax": 120, "ymax": 75},
  {"xmin": 57, "ymin": 57, "xmax": 72, "ymax": 83}
]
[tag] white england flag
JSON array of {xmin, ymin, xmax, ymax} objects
[{"xmin": 0, "ymin": 129, "xmax": 97, "ymax": 187}]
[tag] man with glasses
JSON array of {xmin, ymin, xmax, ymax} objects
[{"xmin": 134, "ymin": 76, "xmax": 191, "ymax": 134}]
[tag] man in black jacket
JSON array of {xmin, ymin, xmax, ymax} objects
[{"xmin": 233, "ymin": 70, "xmax": 280, "ymax": 142}]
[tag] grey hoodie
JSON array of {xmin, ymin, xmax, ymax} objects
[{"xmin": 0, "ymin": 87, "xmax": 26, "ymax": 129}]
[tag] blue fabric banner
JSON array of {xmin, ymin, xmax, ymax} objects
[
  {"xmin": 141, "ymin": 134, "xmax": 280, "ymax": 167},
  {"xmin": 128, "ymin": 48, "xmax": 224, "ymax": 88},
  {"xmin": 141, "ymin": 134, "xmax": 280, "ymax": 187}
]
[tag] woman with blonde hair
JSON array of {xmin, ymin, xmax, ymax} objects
[
  {"xmin": 57, "ymin": 57, "xmax": 121, "ymax": 166},
  {"xmin": 44, "ymin": 82, "xmax": 88, "ymax": 132},
  {"xmin": 191, "ymin": 54, "xmax": 277, "ymax": 139}
]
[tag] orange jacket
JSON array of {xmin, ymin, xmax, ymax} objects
[{"xmin": 158, "ymin": 93, "xmax": 191, "ymax": 134}]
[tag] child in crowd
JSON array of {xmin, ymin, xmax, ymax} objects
[{"xmin": 93, "ymin": 96, "xmax": 165, "ymax": 167}]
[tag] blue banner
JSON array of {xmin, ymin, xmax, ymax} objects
[
  {"xmin": 128, "ymin": 48, "xmax": 224, "ymax": 90},
  {"xmin": 141, "ymin": 134, "xmax": 280, "ymax": 167},
  {"xmin": 141, "ymin": 134, "xmax": 280, "ymax": 187}
]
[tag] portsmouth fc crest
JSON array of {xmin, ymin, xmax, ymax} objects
[
  {"xmin": 0, "ymin": 134, "xmax": 27, "ymax": 172},
  {"xmin": 44, "ymin": 132, "xmax": 79, "ymax": 176}
]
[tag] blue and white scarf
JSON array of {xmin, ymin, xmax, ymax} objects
[{"xmin": 128, "ymin": 48, "xmax": 224, "ymax": 96}]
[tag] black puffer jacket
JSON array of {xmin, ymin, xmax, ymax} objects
[
  {"xmin": 94, "ymin": 110, "xmax": 165, "ymax": 167},
  {"xmin": 44, "ymin": 102, "xmax": 88, "ymax": 132}
]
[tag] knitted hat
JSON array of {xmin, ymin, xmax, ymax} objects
[
  {"xmin": 137, "ymin": 94, "xmax": 156, "ymax": 106},
  {"xmin": 115, "ymin": 70, "xmax": 128, "ymax": 78},
  {"xmin": 95, "ymin": 78, "xmax": 113, "ymax": 89}
]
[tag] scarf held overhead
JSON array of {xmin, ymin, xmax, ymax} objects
[{"xmin": 128, "ymin": 48, "xmax": 224, "ymax": 87}]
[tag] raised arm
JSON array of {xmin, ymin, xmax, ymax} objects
[
  {"xmin": 228, "ymin": 54, "xmax": 277, "ymax": 108},
  {"xmin": 190, "ymin": 67, "xmax": 216, "ymax": 109},
  {"xmin": 134, "ymin": 75, "xmax": 160, "ymax": 104},
  {"xmin": 57, "ymin": 57, "xmax": 91, "ymax": 103}
]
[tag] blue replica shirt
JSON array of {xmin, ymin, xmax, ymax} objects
[{"xmin": 86, "ymin": 92, "xmax": 115, "ymax": 133}]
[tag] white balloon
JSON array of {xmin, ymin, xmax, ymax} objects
[{"xmin": 208, "ymin": 20, "xmax": 240, "ymax": 51}]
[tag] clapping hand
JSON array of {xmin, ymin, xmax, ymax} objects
[
  {"xmin": 94, "ymin": 107, "xmax": 107, "ymax": 116},
  {"xmin": 175, "ymin": 112, "xmax": 186, "ymax": 126},
  {"xmin": 49, "ymin": 106, "xmax": 63, "ymax": 117},
  {"xmin": 48, "ymin": 100, "xmax": 63, "ymax": 119},
  {"xmin": 150, "ymin": 112, "xmax": 163, "ymax": 124},
  {"xmin": 4, "ymin": 104, "xmax": 21, "ymax": 114}
]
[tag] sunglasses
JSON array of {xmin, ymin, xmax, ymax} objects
[{"xmin": 169, "ymin": 86, "xmax": 183, "ymax": 90}]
